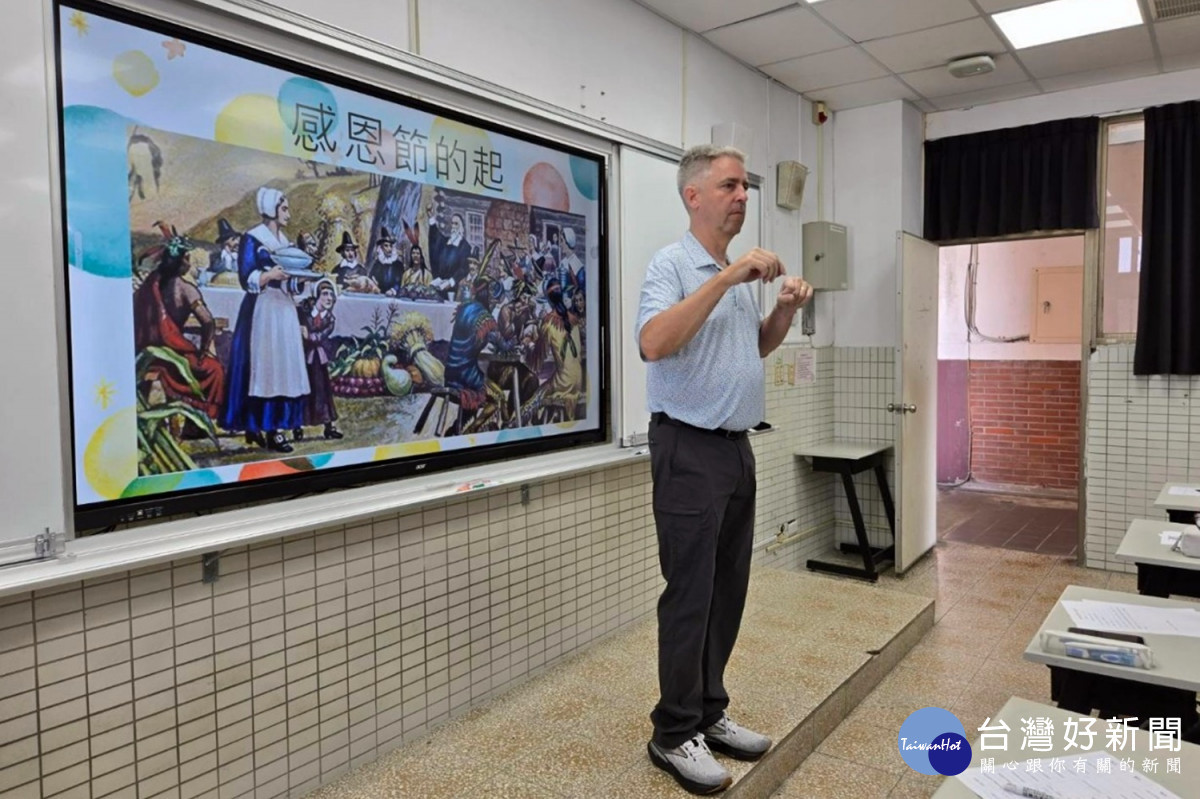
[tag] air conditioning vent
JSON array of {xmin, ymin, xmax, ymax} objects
[{"xmin": 1151, "ymin": 0, "xmax": 1200, "ymax": 20}]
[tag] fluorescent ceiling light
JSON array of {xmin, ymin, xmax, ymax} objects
[{"xmin": 992, "ymin": 0, "xmax": 1142, "ymax": 49}]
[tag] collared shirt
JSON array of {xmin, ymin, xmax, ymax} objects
[{"xmin": 635, "ymin": 231, "xmax": 763, "ymax": 432}]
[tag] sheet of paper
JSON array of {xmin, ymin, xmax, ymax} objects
[
  {"xmin": 1161, "ymin": 531, "xmax": 1182, "ymax": 546},
  {"xmin": 794, "ymin": 350, "xmax": 815, "ymax": 385},
  {"xmin": 1062, "ymin": 599, "xmax": 1200, "ymax": 637},
  {"xmin": 1167, "ymin": 485, "xmax": 1200, "ymax": 497},
  {"xmin": 955, "ymin": 751, "xmax": 1181, "ymax": 799}
]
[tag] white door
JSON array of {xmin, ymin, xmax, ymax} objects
[{"xmin": 895, "ymin": 232, "xmax": 939, "ymax": 572}]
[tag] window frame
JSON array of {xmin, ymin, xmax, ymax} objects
[{"xmin": 1095, "ymin": 112, "xmax": 1145, "ymax": 343}]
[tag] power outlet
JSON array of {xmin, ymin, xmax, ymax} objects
[{"xmin": 780, "ymin": 519, "xmax": 798, "ymax": 535}]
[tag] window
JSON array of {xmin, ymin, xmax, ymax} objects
[
  {"xmin": 467, "ymin": 211, "xmax": 485, "ymax": 254},
  {"xmin": 1100, "ymin": 118, "xmax": 1143, "ymax": 336},
  {"xmin": 1116, "ymin": 236, "xmax": 1142, "ymax": 274}
]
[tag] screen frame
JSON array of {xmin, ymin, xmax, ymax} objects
[{"xmin": 53, "ymin": 0, "xmax": 612, "ymax": 532}]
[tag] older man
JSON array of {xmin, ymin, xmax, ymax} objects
[{"xmin": 636, "ymin": 145, "xmax": 813, "ymax": 795}]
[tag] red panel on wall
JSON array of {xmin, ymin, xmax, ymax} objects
[
  {"xmin": 968, "ymin": 360, "xmax": 1080, "ymax": 490},
  {"xmin": 938, "ymin": 360, "xmax": 970, "ymax": 484}
]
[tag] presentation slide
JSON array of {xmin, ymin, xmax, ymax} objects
[{"xmin": 56, "ymin": 1, "xmax": 607, "ymax": 530}]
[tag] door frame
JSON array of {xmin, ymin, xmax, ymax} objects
[{"xmin": 931, "ymin": 228, "xmax": 1094, "ymax": 566}]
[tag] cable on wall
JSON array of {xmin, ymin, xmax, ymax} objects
[{"xmin": 966, "ymin": 243, "xmax": 1029, "ymax": 344}]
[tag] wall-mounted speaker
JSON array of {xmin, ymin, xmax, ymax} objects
[{"xmin": 776, "ymin": 160, "xmax": 808, "ymax": 211}]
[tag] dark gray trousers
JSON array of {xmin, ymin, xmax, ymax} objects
[{"xmin": 648, "ymin": 416, "xmax": 756, "ymax": 749}]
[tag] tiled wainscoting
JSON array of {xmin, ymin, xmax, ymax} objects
[
  {"xmin": 832, "ymin": 347, "xmax": 896, "ymax": 552},
  {"xmin": 1085, "ymin": 342, "xmax": 1200, "ymax": 570},
  {"xmin": 0, "ymin": 345, "xmax": 856, "ymax": 799}
]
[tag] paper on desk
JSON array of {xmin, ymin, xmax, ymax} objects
[
  {"xmin": 1062, "ymin": 599, "xmax": 1200, "ymax": 637},
  {"xmin": 957, "ymin": 750, "xmax": 1180, "ymax": 798},
  {"xmin": 1167, "ymin": 485, "xmax": 1200, "ymax": 497},
  {"xmin": 1161, "ymin": 531, "xmax": 1182, "ymax": 546}
]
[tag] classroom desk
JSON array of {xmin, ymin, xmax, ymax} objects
[
  {"xmin": 932, "ymin": 696, "xmax": 1200, "ymax": 798},
  {"xmin": 1154, "ymin": 483, "xmax": 1200, "ymax": 524},
  {"xmin": 1115, "ymin": 519, "xmax": 1200, "ymax": 599},
  {"xmin": 1023, "ymin": 586, "xmax": 1200, "ymax": 740},
  {"xmin": 795, "ymin": 440, "xmax": 894, "ymax": 582}
]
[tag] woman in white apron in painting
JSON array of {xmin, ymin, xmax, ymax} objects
[{"xmin": 220, "ymin": 187, "xmax": 311, "ymax": 453}]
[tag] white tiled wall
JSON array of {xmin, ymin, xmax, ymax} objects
[
  {"xmin": 0, "ymin": 472, "xmax": 660, "ymax": 799},
  {"xmin": 0, "ymin": 350, "xmax": 838, "ymax": 799},
  {"xmin": 832, "ymin": 347, "xmax": 897, "ymax": 551},
  {"xmin": 1085, "ymin": 342, "xmax": 1200, "ymax": 571},
  {"xmin": 754, "ymin": 345, "xmax": 837, "ymax": 571}
]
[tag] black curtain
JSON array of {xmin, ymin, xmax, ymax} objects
[
  {"xmin": 924, "ymin": 117, "xmax": 1099, "ymax": 243},
  {"xmin": 1134, "ymin": 101, "xmax": 1200, "ymax": 375}
]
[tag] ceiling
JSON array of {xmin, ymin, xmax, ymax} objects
[{"xmin": 634, "ymin": 0, "xmax": 1200, "ymax": 112}]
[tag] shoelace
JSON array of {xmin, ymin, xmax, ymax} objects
[
  {"xmin": 680, "ymin": 734, "xmax": 712, "ymax": 761},
  {"xmin": 718, "ymin": 715, "xmax": 742, "ymax": 735}
]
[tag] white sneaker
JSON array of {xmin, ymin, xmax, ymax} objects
[
  {"xmin": 647, "ymin": 734, "xmax": 733, "ymax": 795},
  {"xmin": 701, "ymin": 713, "xmax": 771, "ymax": 761}
]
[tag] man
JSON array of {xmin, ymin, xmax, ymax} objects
[
  {"xmin": 427, "ymin": 207, "xmax": 472, "ymax": 298},
  {"xmin": 372, "ymin": 227, "xmax": 404, "ymax": 296},
  {"xmin": 332, "ymin": 232, "xmax": 378, "ymax": 293},
  {"xmin": 635, "ymin": 145, "xmax": 813, "ymax": 795},
  {"xmin": 133, "ymin": 226, "xmax": 225, "ymax": 420},
  {"xmin": 202, "ymin": 218, "xmax": 239, "ymax": 285},
  {"xmin": 443, "ymin": 276, "xmax": 511, "ymax": 433}
]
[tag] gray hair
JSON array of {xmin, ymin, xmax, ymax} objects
[{"xmin": 677, "ymin": 144, "xmax": 745, "ymax": 201}]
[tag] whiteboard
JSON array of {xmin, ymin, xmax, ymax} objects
[{"xmin": 618, "ymin": 146, "xmax": 761, "ymax": 446}]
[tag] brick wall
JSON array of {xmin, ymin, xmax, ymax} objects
[{"xmin": 968, "ymin": 360, "xmax": 1080, "ymax": 490}]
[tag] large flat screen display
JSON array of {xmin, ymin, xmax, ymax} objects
[{"xmin": 55, "ymin": 1, "xmax": 607, "ymax": 530}]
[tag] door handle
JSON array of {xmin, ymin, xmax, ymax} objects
[{"xmin": 886, "ymin": 403, "xmax": 918, "ymax": 414}]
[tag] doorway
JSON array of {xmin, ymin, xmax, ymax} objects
[{"xmin": 935, "ymin": 236, "xmax": 1085, "ymax": 557}]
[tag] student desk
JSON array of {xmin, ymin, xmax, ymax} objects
[
  {"xmin": 1023, "ymin": 586, "xmax": 1200, "ymax": 741},
  {"xmin": 1154, "ymin": 483, "xmax": 1200, "ymax": 524},
  {"xmin": 1115, "ymin": 519, "xmax": 1200, "ymax": 599},
  {"xmin": 932, "ymin": 696, "xmax": 1200, "ymax": 798},
  {"xmin": 795, "ymin": 440, "xmax": 894, "ymax": 583}
]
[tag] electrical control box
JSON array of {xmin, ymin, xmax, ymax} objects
[{"xmin": 802, "ymin": 221, "xmax": 848, "ymax": 290}]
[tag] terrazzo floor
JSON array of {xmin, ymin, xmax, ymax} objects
[
  {"xmin": 304, "ymin": 566, "xmax": 931, "ymax": 799},
  {"xmin": 769, "ymin": 542, "xmax": 1139, "ymax": 798},
  {"xmin": 304, "ymin": 541, "xmax": 1139, "ymax": 799}
]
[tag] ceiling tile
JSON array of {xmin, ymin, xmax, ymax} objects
[
  {"xmin": 862, "ymin": 18, "xmax": 1008, "ymax": 74},
  {"xmin": 1037, "ymin": 59, "xmax": 1159, "ymax": 92},
  {"xmin": 636, "ymin": 0, "xmax": 795, "ymax": 33},
  {"xmin": 811, "ymin": 0, "xmax": 979, "ymax": 43},
  {"xmin": 1154, "ymin": 15, "xmax": 1200, "ymax": 58},
  {"xmin": 1017, "ymin": 26, "xmax": 1155, "ymax": 78},
  {"xmin": 761, "ymin": 46, "xmax": 887, "ymax": 92},
  {"xmin": 704, "ymin": 6, "xmax": 846, "ymax": 66},
  {"xmin": 900, "ymin": 53, "xmax": 1028, "ymax": 97},
  {"xmin": 805, "ymin": 76, "xmax": 918, "ymax": 110},
  {"xmin": 929, "ymin": 81, "xmax": 1040, "ymax": 111}
]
